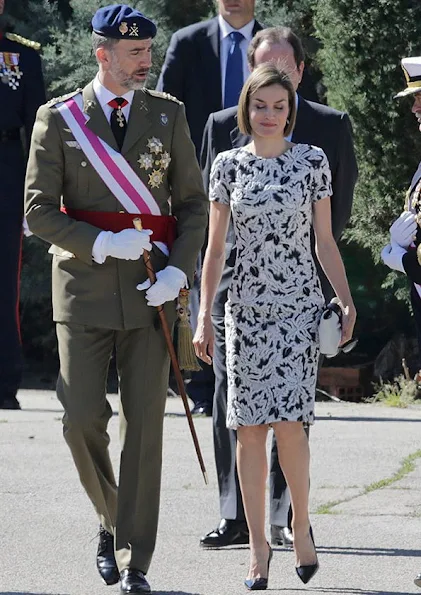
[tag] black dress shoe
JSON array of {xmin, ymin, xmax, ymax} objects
[
  {"xmin": 191, "ymin": 402, "xmax": 212, "ymax": 416},
  {"xmin": 120, "ymin": 568, "xmax": 151, "ymax": 594},
  {"xmin": 0, "ymin": 394, "xmax": 21, "ymax": 410},
  {"xmin": 295, "ymin": 527, "xmax": 319, "ymax": 585},
  {"xmin": 244, "ymin": 543, "xmax": 273, "ymax": 591},
  {"xmin": 270, "ymin": 525, "xmax": 293, "ymax": 547},
  {"xmin": 415, "ymin": 572, "xmax": 421, "ymax": 587},
  {"xmin": 200, "ymin": 518, "xmax": 249, "ymax": 547},
  {"xmin": 97, "ymin": 525, "xmax": 119, "ymax": 586}
]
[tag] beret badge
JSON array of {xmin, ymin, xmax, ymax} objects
[{"xmin": 119, "ymin": 22, "xmax": 128, "ymax": 35}]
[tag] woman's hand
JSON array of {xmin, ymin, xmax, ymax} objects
[
  {"xmin": 193, "ymin": 313, "xmax": 215, "ymax": 365},
  {"xmin": 340, "ymin": 302, "xmax": 357, "ymax": 346}
]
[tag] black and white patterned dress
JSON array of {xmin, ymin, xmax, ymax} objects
[{"xmin": 209, "ymin": 144, "xmax": 332, "ymax": 429}]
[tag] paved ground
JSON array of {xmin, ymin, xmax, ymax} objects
[{"xmin": 1, "ymin": 390, "xmax": 421, "ymax": 595}]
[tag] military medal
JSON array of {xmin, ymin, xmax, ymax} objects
[
  {"xmin": 0, "ymin": 52, "xmax": 22, "ymax": 90},
  {"xmin": 147, "ymin": 137, "xmax": 163, "ymax": 154},
  {"xmin": 141, "ymin": 138, "xmax": 168, "ymax": 188},
  {"xmin": 149, "ymin": 169, "xmax": 164, "ymax": 188},
  {"xmin": 160, "ymin": 112, "xmax": 168, "ymax": 126},
  {"xmin": 116, "ymin": 105, "xmax": 125, "ymax": 128},
  {"xmin": 138, "ymin": 152, "xmax": 154, "ymax": 170},
  {"xmin": 158, "ymin": 151, "xmax": 171, "ymax": 170}
]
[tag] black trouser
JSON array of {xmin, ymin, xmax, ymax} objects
[
  {"xmin": 186, "ymin": 256, "xmax": 215, "ymax": 407},
  {"xmin": 0, "ymin": 216, "xmax": 23, "ymax": 401},
  {"xmin": 0, "ymin": 142, "xmax": 24, "ymax": 402},
  {"xmin": 411, "ymin": 285, "xmax": 421, "ymax": 360},
  {"xmin": 212, "ymin": 314, "xmax": 300, "ymax": 526}
]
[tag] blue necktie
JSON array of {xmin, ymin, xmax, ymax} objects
[{"xmin": 224, "ymin": 31, "xmax": 244, "ymax": 109}]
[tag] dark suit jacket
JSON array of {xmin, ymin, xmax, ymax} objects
[
  {"xmin": 201, "ymin": 97, "xmax": 358, "ymax": 315},
  {"xmin": 156, "ymin": 17, "xmax": 319, "ymax": 156},
  {"xmin": 156, "ymin": 17, "xmax": 263, "ymax": 155}
]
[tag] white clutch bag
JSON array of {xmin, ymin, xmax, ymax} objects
[{"xmin": 319, "ymin": 298, "xmax": 357, "ymax": 358}]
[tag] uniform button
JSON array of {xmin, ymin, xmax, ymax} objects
[{"xmin": 81, "ymin": 161, "xmax": 87, "ymax": 167}]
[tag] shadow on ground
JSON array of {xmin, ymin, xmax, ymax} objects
[
  {"xmin": 318, "ymin": 545, "xmax": 421, "ymax": 558},
  {"xmin": 318, "ymin": 416, "xmax": 421, "ymax": 423}
]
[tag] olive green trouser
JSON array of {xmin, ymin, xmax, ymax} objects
[{"xmin": 56, "ymin": 322, "xmax": 170, "ymax": 574}]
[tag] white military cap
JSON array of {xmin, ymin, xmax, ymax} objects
[{"xmin": 395, "ymin": 57, "xmax": 421, "ymax": 98}]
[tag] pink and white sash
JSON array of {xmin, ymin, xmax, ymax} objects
[{"xmin": 56, "ymin": 93, "xmax": 161, "ymax": 216}]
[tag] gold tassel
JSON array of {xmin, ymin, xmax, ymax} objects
[{"xmin": 176, "ymin": 288, "xmax": 202, "ymax": 372}]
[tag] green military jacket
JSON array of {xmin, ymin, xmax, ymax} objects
[{"xmin": 25, "ymin": 81, "xmax": 208, "ymax": 330}]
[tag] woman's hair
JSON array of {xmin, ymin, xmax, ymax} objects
[{"xmin": 237, "ymin": 63, "xmax": 297, "ymax": 138}]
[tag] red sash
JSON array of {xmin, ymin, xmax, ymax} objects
[{"xmin": 61, "ymin": 207, "xmax": 177, "ymax": 249}]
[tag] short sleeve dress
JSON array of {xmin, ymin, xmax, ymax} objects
[{"xmin": 209, "ymin": 144, "xmax": 333, "ymax": 429}]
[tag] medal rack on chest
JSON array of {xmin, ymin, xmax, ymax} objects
[{"xmin": 0, "ymin": 51, "xmax": 21, "ymax": 89}]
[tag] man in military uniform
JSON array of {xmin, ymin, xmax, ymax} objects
[
  {"xmin": 381, "ymin": 60, "xmax": 421, "ymax": 589},
  {"xmin": 381, "ymin": 57, "xmax": 421, "ymax": 357},
  {"xmin": 25, "ymin": 5, "xmax": 207, "ymax": 594},
  {"xmin": 0, "ymin": 0, "xmax": 45, "ymax": 409}
]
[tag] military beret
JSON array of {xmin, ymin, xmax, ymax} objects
[{"xmin": 92, "ymin": 4, "xmax": 157, "ymax": 40}]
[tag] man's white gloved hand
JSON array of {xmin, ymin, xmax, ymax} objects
[
  {"xmin": 137, "ymin": 265, "xmax": 187, "ymax": 306},
  {"xmin": 22, "ymin": 217, "xmax": 33, "ymax": 237},
  {"xmin": 389, "ymin": 211, "xmax": 417, "ymax": 248},
  {"xmin": 102, "ymin": 228, "xmax": 153, "ymax": 260},
  {"xmin": 381, "ymin": 243, "xmax": 406, "ymax": 273}
]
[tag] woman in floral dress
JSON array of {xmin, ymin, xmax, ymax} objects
[{"xmin": 194, "ymin": 63, "xmax": 356, "ymax": 589}]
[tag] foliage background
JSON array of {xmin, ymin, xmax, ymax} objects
[{"xmin": 5, "ymin": 0, "xmax": 420, "ymax": 377}]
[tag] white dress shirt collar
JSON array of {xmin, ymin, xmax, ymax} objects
[
  {"xmin": 93, "ymin": 76, "xmax": 134, "ymax": 122},
  {"xmin": 218, "ymin": 14, "xmax": 255, "ymax": 42}
]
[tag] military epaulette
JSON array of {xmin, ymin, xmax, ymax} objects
[
  {"xmin": 45, "ymin": 89, "xmax": 82, "ymax": 107},
  {"xmin": 5, "ymin": 32, "xmax": 41, "ymax": 51},
  {"xmin": 145, "ymin": 89, "xmax": 183, "ymax": 105}
]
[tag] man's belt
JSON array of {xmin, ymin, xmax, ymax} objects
[
  {"xmin": 0, "ymin": 128, "xmax": 20, "ymax": 142},
  {"xmin": 61, "ymin": 207, "xmax": 177, "ymax": 249}
]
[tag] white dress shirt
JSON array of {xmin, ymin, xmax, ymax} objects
[
  {"xmin": 92, "ymin": 76, "xmax": 134, "ymax": 123},
  {"xmin": 219, "ymin": 15, "xmax": 255, "ymax": 106}
]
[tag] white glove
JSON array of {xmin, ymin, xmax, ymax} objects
[
  {"xmin": 137, "ymin": 265, "xmax": 187, "ymax": 306},
  {"xmin": 389, "ymin": 211, "xmax": 417, "ymax": 248},
  {"xmin": 381, "ymin": 243, "xmax": 406, "ymax": 273},
  {"xmin": 94, "ymin": 228, "xmax": 153, "ymax": 263},
  {"xmin": 22, "ymin": 217, "xmax": 33, "ymax": 237}
]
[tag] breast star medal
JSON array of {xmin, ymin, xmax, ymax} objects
[
  {"xmin": 138, "ymin": 153, "xmax": 154, "ymax": 170},
  {"xmin": 147, "ymin": 137, "xmax": 163, "ymax": 155},
  {"xmin": 158, "ymin": 151, "xmax": 171, "ymax": 170},
  {"xmin": 141, "ymin": 138, "xmax": 168, "ymax": 189},
  {"xmin": 149, "ymin": 170, "xmax": 164, "ymax": 188}
]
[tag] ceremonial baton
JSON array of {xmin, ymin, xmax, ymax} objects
[{"xmin": 133, "ymin": 218, "xmax": 208, "ymax": 484}]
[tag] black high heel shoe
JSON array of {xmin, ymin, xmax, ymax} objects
[
  {"xmin": 244, "ymin": 543, "xmax": 273, "ymax": 591},
  {"xmin": 295, "ymin": 527, "xmax": 319, "ymax": 585}
]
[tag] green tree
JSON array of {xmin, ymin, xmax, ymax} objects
[
  {"xmin": 2, "ymin": 0, "xmax": 63, "ymax": 46},
  {"xmin": 313, "ymin": 0, "xmax": 421, "ymax": 360},
  {"xmin": 315, "ymin": 0, "xmax": 421, "ymax": 263}
]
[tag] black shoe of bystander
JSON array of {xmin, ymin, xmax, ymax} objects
[{"xmin": 200, "ymin": 518, "xmax": 249, "ymax": 547}]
